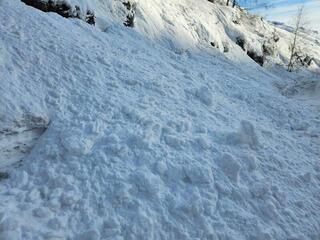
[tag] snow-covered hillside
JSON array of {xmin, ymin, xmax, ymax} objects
[
  {"xmin": 20, "ymin": 0, "xmax": 320, "ymax": 68},
  {"xmin": 0, "ymin": 0, "xmax": 319, "ymax": 239}
]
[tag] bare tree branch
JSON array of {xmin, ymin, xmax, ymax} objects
[{"xmin": 288, "ymin": 6, "xmax": 304, "ymax": 72}]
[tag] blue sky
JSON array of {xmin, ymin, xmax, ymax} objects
[{"xmin": 238, "ymin": 0, "xmax": 320, "ymax": 31}]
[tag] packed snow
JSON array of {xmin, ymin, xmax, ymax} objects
[{"xmin": 0, "ymin": 0, "xmax": 319, "ymax": 239}]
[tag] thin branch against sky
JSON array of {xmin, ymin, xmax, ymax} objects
[{"xmin": 238, "ymin": 0, "xmax": 320, "ymax": 31}]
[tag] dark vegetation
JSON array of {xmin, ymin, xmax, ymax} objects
[
  {"xmin": 236, "ymin": 37, "xmax": 246, "ymax": 51},
  {"xmin": 236, "ymin": 36, "xmax": 264, "ymax": 66},
  {"xmin": 123, "ymin": 1, "xmax": 136, "ymax": 27},
  {"xmin": 208, "ymin": 0, "xmax": 238, "ymax": 8},
  {"xmin": 247, "ymin": 50, "xmax": 264, "ymax": 66},
  {"xmin": 291, "ymin": 52, "xmax": 314, "ymax": 68},
  {"xmin": 21, "ymin": 0, "xmax": 95, "ymax": 25},
  {"xmin": 85, "ymin": 10, "xmax": 95, "ymax": 25}
]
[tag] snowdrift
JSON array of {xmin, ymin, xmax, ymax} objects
[{"xmin": 0, "ymin": 0, "xmax": 320, "ymax": 239}]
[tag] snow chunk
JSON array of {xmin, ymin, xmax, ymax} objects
[
  {"xmin": 298, "ymin": 172, "xmax": 312, "ymax": 184},
  {"xmin": 196, "ymin": 86, "xmax": 213, "ymax": 106},
  {"xmin": 251, "ymin": 182, "xmax": 271, "ymax": 199},
  {"xmin": 11, "ymin": 170, "xmax": 29, "ymax": 188},
  {"xmin": 47, "ymin": 217, "xmax": 63, "ymax": 231},
  {"xmin": 290, "ymin": 121, "xmax": 310, "ymax": 131},
  {"xmin": 216, "ymin": 154, "xmax": 241, "ymax": 184},
  {"xmin": 60, "ymin": 191, "xmax": 79, "ymax": 206},
  {"xmin": 154, "ymin": 161, "xmax": 168, "ymax": 176},
  {"xmin": 243, "ymin": 155, "xmax": 258, "ymax": 171},
  {"xmin": 105, "ymin": 133, "xmax": 127, "ymax": 156},
  {"xmin": 33, "ymin": 207, "xmax": 52, "ymax": 218},
  {"xmin": 60, "ymin": 130, "xmax": 94, "ymax": 155},
  {"xmin": 26, "ymin": 188, "xmax": 41, "ymax": 202},
  {"xmin": 48, "ymin": 198, "xmax": 61, "ymax": 211},
  {"xmin": 226, "ymin": 120, "xmax": 259, "ymax": 149},
  {"xmin": 164, "ymin": 135, "xmax": 184, "ymax": 150},
  {"xmin": 271, "ymin": 186, "xmax": 287, "ymax": 206},
  {"xmin": 131, "ymin": 168, "xmax": 163, "ymax": 196},
  {"xmin": 183, "ymin": 165, "xmax": 214, "ymax": 185},
  {"xmin": 127, "ymin": 133, "xmax": 150, "ymax": 150},
  {"xmin": 195, "ymin": 136, "xmax": 211, "ymax": 150},
  {"xmin": 176, "ymin": 188, "xmax": 204, "ymax": 217},
  {"xmin": 314, "ymin": 161, "xmax": 320, "ymax": 172},
  {"xmin": 260, "ymin": 200, "xmax": 279, "ymax": 221}
]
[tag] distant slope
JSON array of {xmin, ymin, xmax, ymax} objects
[{"xmin": 19, "ymin": 0, "xmax": 320, "ymax": 69}]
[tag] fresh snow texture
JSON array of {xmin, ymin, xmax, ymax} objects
[{"xmin": 0, "ymin": 0, "xmax": 320, "ymax": 240}]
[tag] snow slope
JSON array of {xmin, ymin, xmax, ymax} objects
[
  {"xmin": 18, "ymin": 0, "xmax": 320, "ymax": 68},
  {"xmin": 0, "ymin": 0, "xmax": 320, "ymax": 239}
]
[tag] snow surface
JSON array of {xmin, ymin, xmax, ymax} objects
[{"xmin": 0, "ymin": 0, "xmax": 320, "ymax": 239}]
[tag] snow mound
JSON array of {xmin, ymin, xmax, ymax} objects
[{"xmin": 0, "ymin": 0, "xmax": 320, "ymax": 239}]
